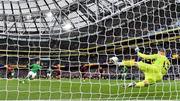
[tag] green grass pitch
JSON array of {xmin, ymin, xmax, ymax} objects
[{"xmin": 0, "ymin": 79, "xmax": 180, "ymax": 100}]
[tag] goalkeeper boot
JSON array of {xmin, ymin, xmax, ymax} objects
[{"xmin": 127, "ymin": 81, "xmax": 136, "ymax": 87}]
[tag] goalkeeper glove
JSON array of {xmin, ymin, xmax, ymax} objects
[{"xmin": 135, "ymin": 47, "xmax": 140, "ymax": 53}]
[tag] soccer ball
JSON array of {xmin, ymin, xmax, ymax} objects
[
  {"xmin": 109, "ymin": 57, "xmax": 119, "ymax": 64},
  {"xmin": 21, "ymin": 81, "xmax": 25, "ymax": 84}
]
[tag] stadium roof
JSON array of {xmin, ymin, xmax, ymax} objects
[
  {"xmin": 0, "ymin": 0, "xmax": 178, "ymax": 57},
  {"xmin": 0, "ymin": 0, "xmax": 156, "ymax": 38}
]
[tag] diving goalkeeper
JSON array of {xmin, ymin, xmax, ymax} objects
[{"xmin": 109, "ymin": 47, "xmax": 170, "ymax": 87}]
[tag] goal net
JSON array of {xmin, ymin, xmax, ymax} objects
[{"xmin": 0, "ymin": 0, "xmax": 179, "ymax": 100}]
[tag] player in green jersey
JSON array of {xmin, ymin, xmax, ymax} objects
[
  {"xmin": 109, "ymin": 47, "xmax": 170, "ymax": 87},
  {"xmin": 25, "ymin": 60, "xmax": 42, "ymax": 80}
]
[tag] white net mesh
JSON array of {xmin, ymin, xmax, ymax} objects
[{"xmin": 0, "ymin": 0, "xmax": 179, "ymax": 100}]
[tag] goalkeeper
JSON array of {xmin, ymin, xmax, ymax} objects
[{"xmin": 109, "ymin": 47, "xmax": 170, "ymax": 87}]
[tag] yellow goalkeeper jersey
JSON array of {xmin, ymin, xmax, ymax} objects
[{"xmin": 137, "ymin": 52, "xmax": 170, "ymax": 75}]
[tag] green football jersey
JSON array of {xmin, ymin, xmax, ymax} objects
[{"xmin": 30, "ymin": 64, "xmax": 42, "ymax": 73}]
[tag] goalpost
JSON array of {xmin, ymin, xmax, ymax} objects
[{"xmin": 0, "ymin": 0, "xmax": 179, "ymax": 100}]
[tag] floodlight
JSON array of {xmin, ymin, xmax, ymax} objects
[
  {"xmin": 46, "ymin": 12, "xmax": 53, "ymax": 18},
  {"xmin": 62, "ymin": 23, "xmax": 73, "ymax": 30}
]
